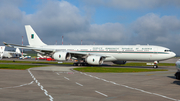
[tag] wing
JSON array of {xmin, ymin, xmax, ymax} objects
[
  {"xmin": 3, "ymin": 42, "xmax": 109, "ymax": 59},
  {"xmin": 4, "ymin": 42, "xmax": 53, "ymax": 55}
]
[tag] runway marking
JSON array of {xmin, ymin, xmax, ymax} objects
[
  {"xmin": 80, "ymin": 72, "xmax": 179, "ymax": 101},
  {"xmin": 89, "ymin": 75, "xmax": 93, "ymax": 77},
  {"xmin": 95, "ymin": 90, "xmax": 108, "ymax": 97},
  {"xmin": 56, "ymin": 73, "xmax": 59, "ymax": 75},
  {"xmin": 0, "ymin": 81, "xmax": 34, "ymax": 89},
  {"xmin": 28, "ymin": 69, "xmax": 53, "ymax": 101},
  {"xmin": 152, "ymin": 93, "xmax": 177, "ymax": 101},
  {"xmin": 101, "ymin": 79, "xmax": 109, "ymax": 82},
  {"xmin": 94, "ymin": 76, "xmax": 100, "ymax": 79},
  {"xmin": 76, "ymin": 82, "xmax": 83, "ymax": 86},
  {"xmin": 64, "ymin": 77, "xmax": 70, "ymax": 80}
]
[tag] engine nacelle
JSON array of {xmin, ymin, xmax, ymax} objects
[
  {"xmin": 176, "ymin": 59, "xmax": 180, "ymax": 72},
  {"xmin": 112, "ymin": 61, "xmax": 126, "ymax": 65},
  {"xmin": 52, "ymin": 52, "xmax": 71, "ymax": 61},
  {"xmin": 86, "ymin": 56, "xmax": 104, "ymax": 65}
]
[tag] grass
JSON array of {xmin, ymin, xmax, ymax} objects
[
  {"xmin": 116, "ymin": 63, "xmax": 175, "ymax": 66},
  {"xmin": 0, "ymin": 60, "xmax": 175, "ymax": 66},
  {"xmin": 0, "ymin": 64, "xmax": 46, "ymax": 70},
  {"xmin": 0, "ymin": 60, "xmax": 72, "ymax": 70},
  {"xmin": 74, "ymin": 67, "xmax": 167, "ymax": 73},
  {"xmin": 0, "ymin": 60, "xmax": 172, "ymax": 72},
  {"xmin": 0, "ymin": 60, "xmax": 73, "ymax": 65}
]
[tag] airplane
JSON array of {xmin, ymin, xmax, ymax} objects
[
  {"xmin": 3, "ymin": 25, "xmax": 176, "ymax": 68},
  {"xmin": 0, "ymin": 46, "xmax": 5, "ymax": 59},
  {"xmin": 175, "ymin": 60, "xmax": 180, "ymax": 79},
  {"xmin": 0, "ymin": 46, "xmax": 24, "ymax": 58},
  {"xmin": 35, "ymin": 53, "xmax": 55, "ymax": 61}
]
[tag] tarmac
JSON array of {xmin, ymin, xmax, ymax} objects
[{"xmin": 0, "ymin": 58, "xmax": 180, "ymax": 101}]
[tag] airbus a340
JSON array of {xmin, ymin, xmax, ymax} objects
[{"xmin": 4, "ymin": 25, "xmax": 176, "ymax": 68}]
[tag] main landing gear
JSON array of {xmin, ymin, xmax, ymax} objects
[{"xmin": 73, "ymin": 62, "xmax": 89, "ymax": 66}]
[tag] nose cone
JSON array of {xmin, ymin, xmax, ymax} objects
[{"xmin": 171, "ymin": 52, "xmax": 176, "ymax": 57}]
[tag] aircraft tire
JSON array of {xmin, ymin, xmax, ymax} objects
[
  {"xmin": 175, "ymin": 72, "xmax": 180, "ymax": 80},
  {"xmin": 80, "ymin": 63, "xmax": 83, "ymax": 66},
  {"xmin": 153, "ymin": 65, "xmax": 158, "ymax": 69},
  {"xmin": 73, "ymin": 63, "xmax": 78, "ymax": 66}
]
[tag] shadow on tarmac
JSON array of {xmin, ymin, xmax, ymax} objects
[
  {"xmin": 168, "ymin": 76, "xmax": 176, "ymax": 79},
  {"xmin": 173, "ymin": 81, "xmax": 180, "ymax": 85},
  {"xmin": 167, "ymin": 76, "xmax": 180, "ymax": 85}
]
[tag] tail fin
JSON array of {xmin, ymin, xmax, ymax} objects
[
  {"xmin": 15, "ymin": 48, "xmax": 21, "ymax": 53},
  {"xmin": 37, "ymin": 53, "xmax": 43, "ymax": 58},
  {"xmin": 25, "ymin": 25, "xmax": 46, "ymax": 46},
  {"xmin": 0, "ymin": 46, "xmax": 5, "ymax": 59}
]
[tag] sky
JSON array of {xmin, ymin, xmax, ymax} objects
[{"xmin": 1, "ymin": 0, "xmax": 180, "ymax": 55}]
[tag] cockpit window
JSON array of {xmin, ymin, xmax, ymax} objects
[{"xmin": 164, "ymin": 50, "xmax": 171, "ymax": 52}]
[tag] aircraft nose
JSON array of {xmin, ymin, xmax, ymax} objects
[{"xmin": 171, "ymin": 52, "xmax": 176, "ymax": 57}]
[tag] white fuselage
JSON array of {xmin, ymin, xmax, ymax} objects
[
  {"xmin": 3, "ymin": 51, "xmax": 22, "ymax": 58},
  {"xmin": 35, "ymin": 44, "xmax": 176, "ymax": 62},
  {"xmin": 23, "ymin": 25, "xmax": 176, "ymax": 63}
]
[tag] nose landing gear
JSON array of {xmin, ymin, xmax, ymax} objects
[
  {"xmin": 153, "ymin": 61, "xmax": 159, "ymax": 69},
  {"xmin": 153, "ymin": 65, "xmax": 158, "ymax": 68}
]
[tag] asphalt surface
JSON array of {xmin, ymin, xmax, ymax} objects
[
  {"xmin": 0, "ymin": 58, "xmax": 180, "ymax": 101},
  {"xmin": 0, "ymin": 64, "xmax": 180, "ymax": 101}
]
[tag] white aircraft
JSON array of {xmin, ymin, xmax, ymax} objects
[
  {"xmin": 4, "ymin": 25, "xmax": 176, "ymax": 68},
  {"xmin": 175, "ymin": 60, "xmax": 180, "ymax": 79},
  {"xmin": 0, "ymin": 46, "xmax": 5, "ymax": 59},
  {"xmin": 0, "ymin": 46, "xmax": 23, "ymax": 58}
]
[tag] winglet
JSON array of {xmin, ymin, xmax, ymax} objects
[{"xmin": 3, "ymin": 42, "xmax": 12, "ymax": 47}]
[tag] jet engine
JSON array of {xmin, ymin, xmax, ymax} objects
[
  {"xmin": 85, "ymin": 56, "xmax": 104, "ymax": 65},
  {"xmin": 175, "ymin": 59, "xmax": 180, "ymax": 79},
  {"xmin": 112, "ymin": 61, "xmax": 126, "ymax": 65},
  {"xmin": 52, "ymin": 52, "xmax": 71, "ymax": 61}
]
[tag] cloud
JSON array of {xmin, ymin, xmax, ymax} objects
[
  {"xmin": 131, "ymin": 13, "xmax": 180, "ymax": 44},
  {"xmin": 0, "ymin": 0, "xmax": 180, "ymax": 55},
  {"xmin": 22, "ymin": 0, "xmax": 90, "ymax": 43},
  {"xmin": 66, "ymin": 23, "xmax": 127, "ymax": 45},
  {"xmin": 21, "ymin": 0, "xmax": 126, "ymax": 45},
  {"xmin": 80, "ymin": 0, "xmax": 180, "ymax": 9},
  {"xmin": 0, "ymin": 0, "xmax": 24, "ymax": 44},
  {"xmin": 0, "ymin": 0, "xmax": 125, "ymax": 45},
  {"xmin": 130, "ymin": 13, "xmax": 180, "ymax": 54}
]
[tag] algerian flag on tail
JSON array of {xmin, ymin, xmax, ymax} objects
[{"xmin": 25, "ymin": 25, "xmax": 46, "ymax": 46}]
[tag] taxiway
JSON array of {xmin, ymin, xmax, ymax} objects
[{"xmin": 0, "ymin": 65, "xmax": 179, "ymax": 101}]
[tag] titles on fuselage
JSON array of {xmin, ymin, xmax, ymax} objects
[{"xmin": 92, "ymin": 47, "xmax": 153, "ymax": 50}]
